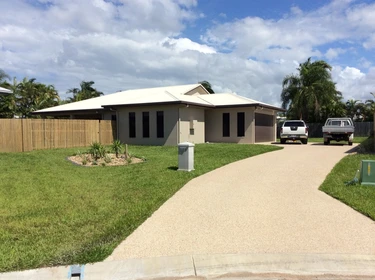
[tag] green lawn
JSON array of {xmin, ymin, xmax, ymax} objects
[
  {"xmin": 308, "ymin": 137, "xmax": 367, "ymax": 144},
  {"xmin": 319, "ymin": 135, "xmax": 375, "ymax": 221},
  {"xmin": 0, "ymin": 143, "xmax": 281, "ymax": 272},
  {"xmin": 319, "ymin": 153, "xmax": 375, "ymax": 221}
]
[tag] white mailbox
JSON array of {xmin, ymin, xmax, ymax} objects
[{"xmin": 178, "ymin": 142, "xmax": 195, "ymax": 172}]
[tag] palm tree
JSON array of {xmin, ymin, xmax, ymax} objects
[
  {"xmin": 199, "ymin": 80, "xmax": 215, "ymax": 94},
  {"xmin": 345, "ymin": 99, "xmax": 361, "ymax": 120},
  {"xmin": 67, "ymin": 81, "xmax": 103, "ymax": 102},
  {"xmin": 281, "ymin": 58, "xmax": 340, "ymax": 122}
]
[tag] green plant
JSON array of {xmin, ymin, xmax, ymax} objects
[
  {"xmin": 111, "ymin": 140, "xmax": 124, "ymax": 158},
  {"xmin": 101, "ymin": 162, "xmax": 106, "ymax": 167},
  {"xmin": 88, "ymin": 142, "xmax": 106, "ymax": 160},
  {"xmin": 82, "ymin": 157, "xmax": 88, "ymax": 165},
  {"xmin": 126, "ymin": 157, "xmax": 132, "ymax": 164},
  {"xmin": 104, "ymin": 154, "xmax": 112, "ymax": 164},
  {"xmin": 92, "ymin": 160, "xmax": 98, "ymax": 166}
]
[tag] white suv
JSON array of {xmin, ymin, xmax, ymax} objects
[{"xmin": 280, "ymin": 120, "xmax": 308, "ymax": 144}]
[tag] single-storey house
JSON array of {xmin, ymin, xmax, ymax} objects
[{"xmin": 34, "ymin": 84, "xmax": 284, "ymax": 145}]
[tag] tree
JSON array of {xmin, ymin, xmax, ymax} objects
[
  {"xmin": 67, "ymin": 81, "xmax": 103, "ymax": 102},
  {"xmin": 281, "ymin": 58, "xmax": 342, "ymax": 122},
  {"xmin": 0, "ymin": 75, "xmax": 61, "ymax": 118},
  {"xmin": 199, "ymin": 80, "xmax": 215, "ymax": 94},
  {"xmin": 0, "ymin": 70, "xmax": 15, "ymax": 118},
  {"xmin": 0, "ymin": 69, "xmax": 10, "ymax": 85},
  {"xmin": 15, "ymin": 78, "xmax": 60, "ymax": 118},
  {"xmin": 345, "ymin": 99, "xmax": 361, "ymax": 120}
]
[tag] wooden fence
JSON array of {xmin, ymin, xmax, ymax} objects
[{"xmin": 0, "ymin": 119, "xmax": 116, "ymax": 152}]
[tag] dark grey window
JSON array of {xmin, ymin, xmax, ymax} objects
[
  {"xmin": 129, "ymin": 112, "xmax": 136, "ymax": 138},
  {"xmin": 156, "ymin": 111, "xmax": 164, "ymax": 138},
  {"xmin": 237, "ymin": 112, "xmax": 245, "ymax": 137},
  {"xmin": 223, "ymin": 113, "xmax": 230, "ymax": 137},
  {"xmin": 142, "ymin": 112, "xmax": 150, "ymax": 138}
]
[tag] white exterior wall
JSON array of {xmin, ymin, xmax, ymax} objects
[
  {"xmin": 117, "ymin": 105, "xmax": 179, "ymax": 146},
  {"xmin": 178, "ymin": 106, "xmax": 205, "ymax": 144},
  {"xmin": 205, "ymin": 107, "xmax": 255, "ymax": 144}
]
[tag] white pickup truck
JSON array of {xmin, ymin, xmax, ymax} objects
[
  {"xmin": 322, "ymin": 118, "xmax": 354, "ymax": 146},
  {"xmin": 280, "ymin": 120, "xmax": 308, "ymax": 144}
]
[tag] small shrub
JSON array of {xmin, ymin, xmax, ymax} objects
[
  {"xmin": 92, "ymin": 160, "xmax": 98, "ymax": 166},
  {"xmin": 111, "ymin": 140, "xmax": 123, "ymax": 158},
  {"xmin": 101, "ymin": 162, "xmax": 106, "ymax": 167},
  {"xmin": 104, "ymin": 154, "xmax": 112, "ymax": 164},
  {"xmin": 82, "ymin": 157, "xmax": 88, "ymax": 165},
  {"xmin": 89, "ymin": 142, "xmax": 106, "ymax": 160}
]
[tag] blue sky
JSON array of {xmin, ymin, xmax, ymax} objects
[{"xmin": 0, "ymin": 0, "xmax": 374, "ymax": 105}]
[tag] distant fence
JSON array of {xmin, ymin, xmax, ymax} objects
[
  {"xmin": 307, "ymin": 122, "xmax": 373, "ymax": 138},
  {"xmin": 277, "ymin": 122, "xmax": 374, "ymax": 138},
  {"xmin": 0, "ymin": 119, "xmax": 116, "ymax": 153}
]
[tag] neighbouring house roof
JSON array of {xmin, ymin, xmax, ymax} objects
[
  {"xmin": 0, "ymin": 86, "xmax": 12, "ymax": 95},
  {"xmin": 34, "ymin": 84, "xmax": 284, "ymax": 115}
]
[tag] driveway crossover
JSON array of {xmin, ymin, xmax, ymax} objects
[{"xmin": 107, "ymin": 143, "xmax": 375, "ymax": 261}]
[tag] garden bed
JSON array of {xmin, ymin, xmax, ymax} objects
[{"xmin": 68, "ymin": 153, "xmax": 144, "ymax": 166}]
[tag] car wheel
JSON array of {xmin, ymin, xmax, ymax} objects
[
  {"xmin": 302, "ymin": 139, "xmax": 308, "ymax": 144},
  {"xmin": 348, "ymin": 142, "xmax": 353, "ymax": 146},
  {"xmin": 280, "ymin": 139, "xmax": 286, "ymax": 144},
  {"xmin": 324, "ymin": 140, "xmax": 329, "ymax": 145}
]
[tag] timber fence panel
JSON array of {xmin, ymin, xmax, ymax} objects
[
  {"xmin": 31, "ymin": 119, "xmax": 45, "ymax": 150},
  {"xmin": 21, "ymin": 119, "xmax": 32, "ymax": 152},
  {"xmin": 0, "ymin": 119, "xmax": 23, "ymax": 152},
  {"xmin": 0, "ymin": 119, "xmax": 117, "ymax": 152}
]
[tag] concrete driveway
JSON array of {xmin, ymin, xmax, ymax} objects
[{"xmin": 107, "ymin": 143, "xmax": 375, "ymax": 261}]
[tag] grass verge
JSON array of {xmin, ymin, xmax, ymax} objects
[
  {"xmin": 0, "ymin": 143, "xmax": 281, "ymax": 272},
  {"xmin": 319, "ymin": 136, "xmax": 375, "ymax": 221},
  {"xmin": 308, "ymin": 137, "xmax": 367, "ymax": 144}
]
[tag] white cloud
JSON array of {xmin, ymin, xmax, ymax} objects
[
  {"xmin": 325, "ymin": 48, "xmax": 346, "ymax": 60},
  {"xmin": 0, "ymin": 0, "xmax": 374, "ymax": 106},
  {"xmin": 332, "ymin": 66, "xmax": 373, "ymax": 101}
]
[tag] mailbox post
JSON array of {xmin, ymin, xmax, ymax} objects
[{"xmin": 178, "ymin": 142, "xmax": 195, "ymax": 172}]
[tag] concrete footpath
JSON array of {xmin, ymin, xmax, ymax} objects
[{"xmin": 2, "ymin": 253, "xmax": 375, "ymax": 279}]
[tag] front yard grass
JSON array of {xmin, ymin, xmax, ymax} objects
[
  {"xmin": 320, "ymin": 137, "xmax": 375, "ymax": 221},
  {"xmin": 0, "ymin": 143, "xmax": 281, "ymax": 272}
]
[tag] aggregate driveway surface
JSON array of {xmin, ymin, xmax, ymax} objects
[{"xmin": 107, "ymin": 143, "xmax": 375, "ymax": 261}]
